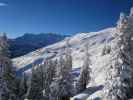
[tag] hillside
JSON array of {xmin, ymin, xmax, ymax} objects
[
  {"xmin": 12, "ymin": 27, "xmax": 115, "ymax": 98},
  {"xmin": 13, "ymin": 27, "xmax": 115, "ymax": 70}
]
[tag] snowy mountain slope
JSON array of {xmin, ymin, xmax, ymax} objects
[
  {"xmin": 12, "ymin": 27, "xmax": 116, "ymax": 99},
  {"xmin": 13, "ymin": 27, "xmax": 115, "ymax": 71}
]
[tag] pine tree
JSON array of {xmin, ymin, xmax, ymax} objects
[
  {"xmin": 26, "ymin": 65, "xmax": 44, "ymax": 100},
  {"xmin": 49, "ymin": 57, "xmax": 65, "ymax": 100},
  {"xmin": 0, "ymin": 34, "xmax": 18, "ymax": 100},
  {"xmin": 76, "ymin": 43, "xmax": 91, "ymax": 93},
  {"xmin": 26, "ymin": 59, "xmax": 56, "ymax": 100},
  {"xmin": 50, "ymin": 39, "xmax": 74, "ymax": 100},
  {"xmin": 0, "ymin": 33, "xmax": 10, "ymax": 57},
  {"xmin": 19, "ymin": 73, "xmax": 28, "ymax": 100},
  {"xmin": 104, "ymin": 9, "xmax": 133, "ymax": 100},
  {"xmin": 43, "ymin": 59, "xmax": 56, "ymax": 100}
]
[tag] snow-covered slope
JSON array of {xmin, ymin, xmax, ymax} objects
[
  {"xmin": 13, "ymin": 27, "xmax": 116, "ymax": 99},
  {"xmin": 12, "ymin": 27, "xmax": 116, "ymax": 99},
  {"xmin": 13, "ymin": 27, "xmax": 115, "ymax": 71}
]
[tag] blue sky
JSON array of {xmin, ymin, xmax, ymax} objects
[{"xmin": 0, "ymin": 0, "xmax": 133, "ymax": 38}]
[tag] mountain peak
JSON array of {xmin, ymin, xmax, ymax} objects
[{"xmin": 9, "ymin": 33, "xmax": 67, "ymax": 58}]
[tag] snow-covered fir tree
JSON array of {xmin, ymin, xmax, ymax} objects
[
  {"xmin": 26, "ymin": 65, "xmax": 44, "ymax": 100},
  {"xmin": 76, "ymin": 42, "xmax": 91, "ymax": 93},
  {"xmin": 19, "ymin": 73, "xmax": 28, "ymax": 100},
  {"xmin": 104, "ymin": 8, "xmax": 133, "ymax": 100},
  {"xmin": 42, "ymin": 59, "xmax": 56, "ymax": 100},
  {"xmin": 50, "ymin": 39, "xmax": 74, "ymax": 100},
  {"xmin": 0, "ymin": 33, "xmax": 10, "ymax": 57},
  {"xmin": 0, "ymin": 34, "xmax": 18, "ymax": 100},
  {"xmin": 26, "ymin": 59, "xmax": 56, "ymax": 100},
  {"xmin": 49, "ymin": 56, "xmax": 65, "ymax": 100}
]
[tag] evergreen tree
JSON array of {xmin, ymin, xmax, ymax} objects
[
  {"xmin": 0, "ymin": 33, "xmax": 10, "ymax": 57},
  {"xmin": 76, "ymin": 43, "xmax": 91, "ymax": 93},
  {"xmin": 43, "ymin": 59, "xmax": 56, "ymax": 100},
  {"xmin": 26, "ymin": 59, "xmax": 56, "ymax": 100},
  {"xmin": 50, "ymin": 39, "xmax": 74, "ymax": 100},
  {"xmin": 0, "ymin": 34, "xmax": 18, "ymax": 100},
  {"xmin": 19, "ymin": 73, "xmax": 28, "ymax": 100},
  {"xmin": 104, "ymin": 9, "xmax": 133, "ymax": 100},
  {"xmin": 26, "ymin": 65, "xmax": 44, "ymax": 100}
]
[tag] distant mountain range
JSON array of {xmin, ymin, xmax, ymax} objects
[{"xmin": 9, "ymin": 33, "xmax": 68, "ymax": 58}]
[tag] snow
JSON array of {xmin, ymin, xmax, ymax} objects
[
  {"xmin": 12, "ymin": 27, "xmax": 116, "ymax": 99},
  {"xmin": 71, "ymin": 85, "xmax": 104, "ymax": 100}
]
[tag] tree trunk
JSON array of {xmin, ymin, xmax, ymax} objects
[{"xmin": 61, "ymin": 96, "xmax": 70, "ymax": 100}]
